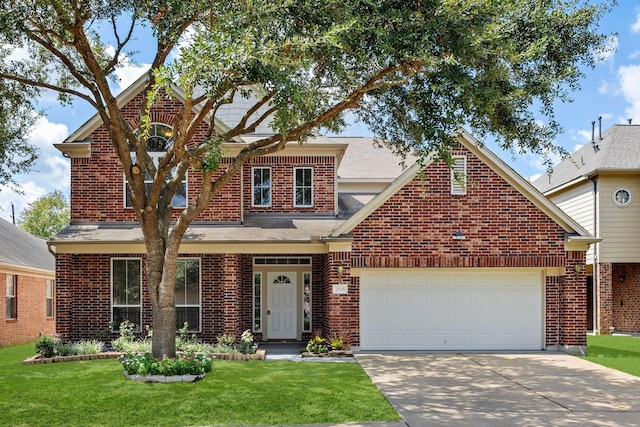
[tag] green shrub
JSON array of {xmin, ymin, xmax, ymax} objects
[
  {"xmin": 72, "ymin": 340, "xmax": 104, "ymax": 355},
  {"xmin": 35, "ymin": 335, "xmax": 59, "ymax": 358},
  {"xmin": 119, "ymin": 352, "xmax": 213, "ymax": 376}
]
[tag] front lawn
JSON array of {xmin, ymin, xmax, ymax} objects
[
  {"xmin": 582, "ymin": 335, "xmax": 640, "ymax": 377},
  {"xmin": 0, "ymin": 344, "xmax": 399, "ymax": 427}
]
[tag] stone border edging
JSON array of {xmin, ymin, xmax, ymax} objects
[
  {"xmin": 124, "ymin": 371, "xmax": 206, "ymax": 383},
  {"xmin": 22, "ymin": 352, "xmax": 125, "ymax": 365},
  {"xmin": 22, "ymin": 349, "xmax": 266, "ymax": 365}
]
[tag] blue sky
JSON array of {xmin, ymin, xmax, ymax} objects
[{"xmin": 1, "ymin": 2, "xmax": 638, "ymax": 223}]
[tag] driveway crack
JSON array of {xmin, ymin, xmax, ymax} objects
[{"xmin": 464, "ymin": 354, "xmax": 574, "ymax": 412}]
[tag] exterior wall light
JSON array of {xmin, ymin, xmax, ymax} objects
[
  {"xmin": 337, "ymin": 264, "xmax": 344, "ymax": 278},
  {"xmin": 574, "ymin": 264, "xmax": 583, "ymax": 274}
]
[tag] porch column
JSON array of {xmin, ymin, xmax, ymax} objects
[
  {"xmin": 221, "ymin": 254, "xmax": 242, "ymax": 336},
  {"xmin": 597, "ymin": 262, "xmax": 613, "ymax": 334},
  {"xmin": 560, "ymin": 251, "xmax": 587, "ymax": 354},
  {"xmin": 324, "ymin": 252, "xmax": 357, "ymax": 346}
]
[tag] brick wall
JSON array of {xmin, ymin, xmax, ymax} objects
[
  {"xmin": 242, "ymin": 156, "xmax": 335, "ymax": 214},
  {"xmin": 598, "ymin": 262, "xmax": 613, "ymax": 334},
  {"xmin": 350, "ymin": 147, "xmax": 566, "ymax": 266},
  {"xmin": 70, "ymin": 93, "xmax": 235, "ymax": 223},
  {"xmin": 0, "ymin": 272, "xmax": 55, "ymax": 346},
  {"xmin": 611, "ymin": 263, "xmax": 640, "ymax": 332}
]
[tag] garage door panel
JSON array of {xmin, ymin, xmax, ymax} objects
[{"xmin": 360, "ymin": 269, "xmax": 543, "ymax": 351}]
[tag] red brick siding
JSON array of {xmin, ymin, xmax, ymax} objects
[
  {"xmin": 0, "ymin": 273, "xmax": 55, "ymax": 346},
  {"xmin": 243, "ymin": 156, "xmax": 335, "ymax": 214},
  {"xmin": 70, "ymin": 93, "xmax": 235, "ymax": 223},
  {"xmin": 611, "ymin": 263, "xmax": 640, "ymax": 332},
  {"xmin": 351, "ymin": 148, "xmax": 566, "ymax": 266},
  {"xmin": 597, "ymin": 262, "xmax": 613, "ymax": 334},
  {"xmin": 561, "ymin": 251, "xmax": 587, "ymax": 347}
]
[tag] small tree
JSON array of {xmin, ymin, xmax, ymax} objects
[
  {"xmin": 0, "ymin": 0, "xmax": 614, "ymax": 357},
  {"xmin": 18, "ymin": 190, "xmax": 70, "ymax": 239}
]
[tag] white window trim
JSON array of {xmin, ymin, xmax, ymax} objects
[
  {"xmin": 175, "ymin": 258, "xmax": 202, "ymax": 333},
  {"xmin": 110, "ymin": 258, "xmax": 142, "ymax": 331},
  {"xmin": 302, "ymin": 272, "xmax": 312, "ymax": 333},
  {"xmin": 252, "ymin": 166, "xmax": 272, "ymax": 207},
  {"xmin": 294, "ymin": 167, "xmax": 314, "ymax": 207},
  {"xmin": 6, "ymin": 274, "xmax": 16, "ymax": 319},
  {"xmin": 46, "ymin": 279, "xmax": 54, "ymax": 318},
  {"xmin": 612, "ymin": 187, "xmax": 632, "ymax": 208},
  {"xmin": 253, "ymin": 273, "xmax": 263, "ymax": 333},
  {"xmin": 451, "ymin": 156, "xmax": 467, "ymax": 195}
]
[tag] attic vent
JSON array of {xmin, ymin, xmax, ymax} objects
[{"xmin": 451, "ymin": 156, "xmax": 467, "ymax": 195}]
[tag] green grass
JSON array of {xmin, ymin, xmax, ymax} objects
[
  {"xmin": 582, "ymin": 335, "xmax": 640, "ymax": 377},
  {"xmin": 0, "ymin": 344, "xmax": 399, "ymax": 427}
]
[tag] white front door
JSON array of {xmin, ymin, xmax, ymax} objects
[{"xmin": 267, "ymin": 272, "xmax": 297, "ymax": 339}]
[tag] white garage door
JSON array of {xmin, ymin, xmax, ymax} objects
[{"xmin": 360, "ymin": 269, "xmax": 544, "ymax": 351}]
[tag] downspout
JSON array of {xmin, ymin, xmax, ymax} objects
[
  {"xmin": 47, "ymin": 243, "xmax": 56, "ymax": 257},
  {"xmin": 587, "ymin": 175, "xmax": 598, "ymax": 333}
]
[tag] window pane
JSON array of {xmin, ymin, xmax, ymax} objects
[
  {"xmin": 113, "ymin": 307, "xmax": 141, "ymax": 330},
  {"xmin": 176, "ymin": 307, "xmax": 199, "ymax": 331},
  {"xmin": 253, "ymin": 168, "xmax": 271, "ymax": 205},
  {"xmin": 172, "ymin": 182, "xmax": 187, "ymax": 208},
  {"xmin": 185, "ymin": 260, "xmax": 200, "ymax": 305},
  {"xmin": 126, "ymin": 260, "xmax": 141, "ymax": 304},
  {"xmin": 112, "ymin": 261, "xmax": 127, "ymax": 305},
  {"xmin": 175, "ymin": 260, "xmax": 186, "ymax": 305}
]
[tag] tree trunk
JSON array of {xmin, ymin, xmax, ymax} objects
[
  {"xmin": 145, "ymin": 232, "xmax": 180, "ymax": 358},
  {"xmin": 152, "ymin": 297, "xmax": 176, "ymax": 358}
]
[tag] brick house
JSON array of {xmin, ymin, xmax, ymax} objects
[
  {"xmin": 1, "ymin": 218, "xmax": 56, "ymax": 346},
  {"xmin": 534, "ymin": 122, "xmax": 640, "ymax": 335},
  {"xmin": 50, "ymin": 78, "xmax": 596, "ymax": 354}
]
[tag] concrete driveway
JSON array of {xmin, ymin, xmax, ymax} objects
[{"xmin": 356, "ymin": 353, "xmax": 640, "ymax": 426}]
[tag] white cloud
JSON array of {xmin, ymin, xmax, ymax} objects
[
  {"xmin": 631, "ymin": 10, "xmax": 640, "ymax": 34},
  {"xmin": 618, "ymin": 64, "xmax": 640, "ymax": 122},
  {"xmin": 105, "ymin": 46, "xmax": 150, "ymax": 94},
  {"xmin": 528, "ymin": 173, "xmax": 542, "ymax": 182},
  {"xmin": 596, "ymin": 35, "xmax": 618, "ymax": 63},
  {"xmin": 0, "ymin": 115, "xmax": 71, "ymax": 222},
  {"xmin": 0, "ymin": 181, "xmax": 47, "ymax": 224}
]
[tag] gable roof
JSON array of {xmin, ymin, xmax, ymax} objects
[
  {"xmin": 534, "ymin": 124, "xmax": 640, "ymax": 194},
  {"xmin": 330, "ymin": 128, "xmax": 592, "ymax": 241},
  {"xmin": 0, "ymin": 218, "xmax": 55, "ymax": 273},
  {"xmin": 55, "ymin": 73, "xmax": 235, "ymax": 156}
]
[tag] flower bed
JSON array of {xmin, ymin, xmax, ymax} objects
[{"xmin": 22, "ymin": 352, "xmax": 124, "ymax": 365}]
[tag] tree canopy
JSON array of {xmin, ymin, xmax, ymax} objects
[
  {"xmin": 17, "ymin": 190, "xmax": 69, "ymax": 239},
  {"xmin": 0, "ymin": 0, "xmax": 614, "ymax": 357}
]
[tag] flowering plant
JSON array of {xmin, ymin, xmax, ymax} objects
[
  {"xmin": 238, "ymin": 329, "xmax": 255, "ymax": 354},
  {"xmin": 306, "ymin": 335, "xmax": 328, "ymax": 354},
  {"xmin": 119, "ymin": 352, "xmax": 213, "ymax": 376}
]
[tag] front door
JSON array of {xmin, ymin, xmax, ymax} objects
[{"xmin": 267, "ymin": 272, "xmax": 297, "ymax": 340}]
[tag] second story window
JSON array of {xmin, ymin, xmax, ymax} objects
[
  {"xmin": 294, "ymin": 167, "xmax": 313, "ymax": 207},
  {"xmin": 252, "ymin": 167, "xmax": 271, "ymax": 206},
  {"xmin": 125, "ymin": 124, "xmax": 187, "ymax": 209}
]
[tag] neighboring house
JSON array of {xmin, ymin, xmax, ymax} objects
[
  {"xmin": 0, "ymin": 218, "xmax": 56, "ymax": 346},
  {"xmin": 534, "ymin": 123, "xmax": 640, "ymax": 335},
  {"xmin": 49, "ymin": 77, "xmax": 596, "ymax": 354}
]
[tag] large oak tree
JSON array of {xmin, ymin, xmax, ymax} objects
[{"xmin": 0, "ymin": 0, "xmax": 613, "ymax": 357}]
